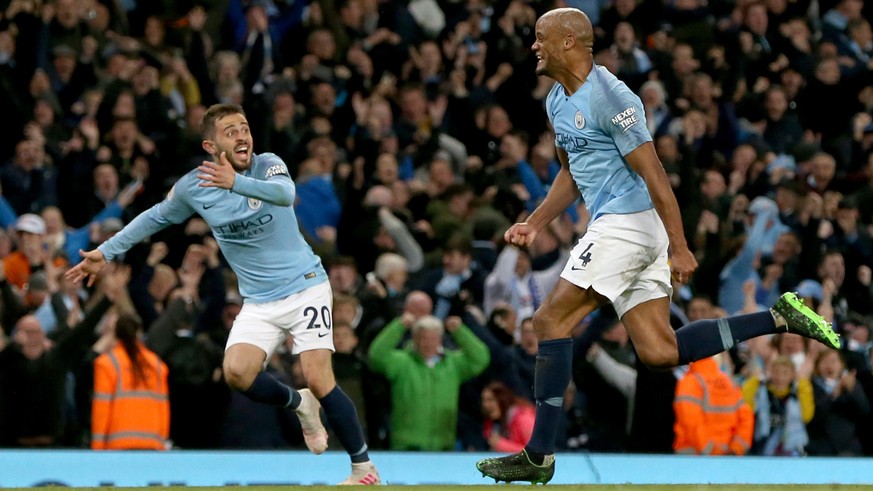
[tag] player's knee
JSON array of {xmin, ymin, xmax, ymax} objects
[
  {"xmin": 223, "ymin": 359, "xmax": 258, "ymax": 391},
  {"xmin": 299, "ymin": 351, "xmax": 336, "ymax": 397},
  {"xmin": 638, "ymin": 345, "xmax": 679, "ymax": 370},
  {"xmin": 532, "ymin": 310, "xmax": 561, "ymax": 340}
]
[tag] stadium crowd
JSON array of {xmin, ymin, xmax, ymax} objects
[{"xmin": 0, "ymin": 0, "xmax": 872, "ymax": 457}]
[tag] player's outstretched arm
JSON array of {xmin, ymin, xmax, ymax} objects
[
  {"xmin": 69, "ymin": 194, "xmax": 193, "ymax": 287},
  {"xmin": 66, "ymin": 249, "xmax": 107, "ymax": 287}
]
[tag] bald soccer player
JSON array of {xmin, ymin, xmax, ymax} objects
[{"xmin": 475, "ymin": 8, "xmax": 838, "ymax": 484}]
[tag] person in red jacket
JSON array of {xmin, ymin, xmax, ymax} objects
[
  {"xmin": 91, "ymin": 313, "xmax": 170, "ymax": 450},
  {"xmin": 673, "ymin": 354, "xmax": 753, "ymax": 455},
  {"xmin": 482, "ymin": 381, "xmax": 536, "ymax": 452}
]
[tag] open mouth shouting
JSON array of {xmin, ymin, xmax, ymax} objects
[{"xmin": 234, "ymin": 144, "xmax": 250, "ymax": 160}]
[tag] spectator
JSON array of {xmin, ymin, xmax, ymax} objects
[
  {"xmin": 737, "ymin": 2, "xmax": 782, "ymax": 90},
  {"xmin": 481, "ymin": 381, "xmax": 535, "ymax": 452},
  {"xmin": 718, "ymin": 196, "xmax": 787, "ymax": 313},
  {"xmin": 483, "ymin": 304, "xmax": 517, "ymax": 347},
  {"xmin": 842, "ymin": 19, "xmax": 873, "ymax": 73},
  {"xmin": 415, "ymin": 234, "xmax": 486, "ymax": 320},
  {"xmin": 484, "ymin": 245, "xmax": 561, "ymax": 328},
  {"xmin": 327, "ymin": 256, "xmax": 363, "ymax": 297},
  {"xmin": 368, "ymin": 314, "xmax": 489, "ymax": 450},
  {"xmin": 44, "ymin": 43, "xmax": 98, "ymax": 119},
  {"xmin": 673, "ymin": 354, "xmax": 754, "ymax": 455},
  {"xmin": 357, "ymin": 252, "xmax": 412, "ymax": 348},
  {"xmin": 742, "ymin": 355, "xmax": 813, "ymax": 456},
  {"xmin": 32, "ymin": 264, "xmax": 85, "ymax": 337},
  {"xmin": 127, "ymin": 241, "xmax": 177, "ymax": 329},
  {"xmin": 807, "ymin": 348, "xmax": 871, "ymax": 455},
  {"xmin": 640, "ymin": 80, "xmax": 673, "ymax": 138},
  {"xmin": 1, "ymin": 138, "xmax": 50, "ymax": 215},
  {"xmin": 609, "ymin": 22, "xmax": 652, "ymax": 92},
  {"xmin": 758, "ymin": 85, "xmax": 805, "ymax": 155},
  {"xmin": 824, "ymin": 198, "xmax": 873, "ymax": 281},
  {"xmin": 91, "ymin": 313, "xmax": 170, "ymax": 450},
  {"xmin": 211, "ymin": 51, "xmax": 245, "ymax": 105},
  {"xmin": 261, "ymin": 89, "xmax": 303, "ymax": 169},
  {"xmin": 338, "ymin": 183, "xmax": 424, "ymax": 275},
  {"xmin": 512, "ymin": 317, "xmax": 539, "ymax": 401},
  {"xmin": 821, "ymin": 0, "xmax": 865, "ymax": 51},
  {"xmin": 294, "ymin": 157, "xmax": 342, "ymax": 249},
  {"xmin": 360, "ymin": 289, "xmax": 432, "ymax": 449},
  {"xmin": 4, "ymin": 213, "xmax": 66, "ymax": 291}
]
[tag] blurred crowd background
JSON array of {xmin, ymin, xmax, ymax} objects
[{"xmin": 0, "ymin": 0, "xmax": 873, "ymax": 457}]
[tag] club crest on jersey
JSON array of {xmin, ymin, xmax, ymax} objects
[
  {"xmin": 574, "ymin": 111, "xmax": 585, "ymax": 129},
  {"xmin": 247, "ymin": 198, "xmax": 262, "ymax": 210}
]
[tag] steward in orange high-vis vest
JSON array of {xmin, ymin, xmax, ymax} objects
[
  {"xmin": 673, "ymin": 355, "xmax": 753, "ymax": 455},
  {"xmin": 92, "ymin": 314, "xmax": 170, "ymax": 450}
]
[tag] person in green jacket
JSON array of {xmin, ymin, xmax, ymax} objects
[{"xmin": 368, "ymin": 311, "xmax": 491, "ymax": 450}]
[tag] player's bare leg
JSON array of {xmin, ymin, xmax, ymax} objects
[
  {"xmin": 225, "ymin": 343, "xmax": 328, "ymax": 454},
  {"xmin": 619, "ymin": 296, "xmax": 679, "ymax": 368},
  {"xmin": 624, "ymin": 293, "xmax": 839, "ymax": 370}
]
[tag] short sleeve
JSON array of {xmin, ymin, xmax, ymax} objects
[{"xmin": 592, "ymin": 85, "xmax": 652, "ymax": 157}]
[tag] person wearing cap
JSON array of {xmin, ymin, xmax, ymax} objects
[{"xmin": 3, "ymin": 213, "xmax": 67, "ymax": 291}]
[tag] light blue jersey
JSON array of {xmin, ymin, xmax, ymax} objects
[
  {"xmin": 98, "ymin": 153, "xmax": 327, "ymax": 303},
  {"xmin": 546, "ymin": 65, "xmax": 654, "ymax": 222}
]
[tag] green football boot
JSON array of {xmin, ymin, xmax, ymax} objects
[
  {"xmin": 772, "ymin": 291, "xmax": 841, "ymax": 349},
  {"xmin": 476, "ymin": 449, "xmax": 555, "ymax": 485}
]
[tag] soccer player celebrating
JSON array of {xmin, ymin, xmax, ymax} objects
[
  {"xmin": 67, "ymin": 104, "xmax": 380, "ymax": 485},
  {"xmin": 475, "ymin": 8, "xmax": 839, "ymax": 484}
]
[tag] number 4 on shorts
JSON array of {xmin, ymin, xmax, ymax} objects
[{"xmin": 577, "ymin": 243, "xmax": 593, "ymax": 268}]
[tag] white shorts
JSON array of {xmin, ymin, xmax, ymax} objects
[
  {"xmin": 560, "ymin": 208, "xmax": 672, "ymax": 317},
  {"xmin": 226, "ymin": 281, "xmax": 336, "ymax": 356}
]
